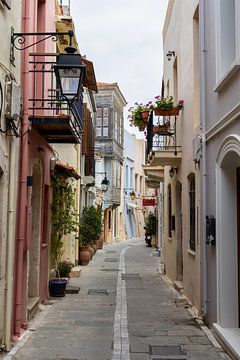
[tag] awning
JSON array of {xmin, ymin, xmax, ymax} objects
[
  {"xmin": 55, "ymin": 160, "xmax": 80, "ymax": 179},
  {"xmin": 82, "ymin": 57, "xmax": 98, "ymax": 93}
]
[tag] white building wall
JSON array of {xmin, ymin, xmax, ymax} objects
[{"xmin": 0, "ymin": 1, "xmax": 21, "ymax": 349}]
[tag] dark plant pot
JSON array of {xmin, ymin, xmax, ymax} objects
[{"xmin": 49, "ymin": 279, "xmax": 68, "ymax": 297}]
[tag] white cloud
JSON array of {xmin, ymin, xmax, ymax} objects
[{"xmin": 70, "ymin": 0, "xmax": 168, "ymax": 136}]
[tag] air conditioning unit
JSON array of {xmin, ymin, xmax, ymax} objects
[
  {"xmin": 192, "ymin": 136, "xmax": 202, "ymax": 163},
  {"xmin": 4, "ymin": 81, "xmax": 21, "ymax": 120}
]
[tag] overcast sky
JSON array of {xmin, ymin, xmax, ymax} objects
[{"xmin": 70, "ymin": 0, "xmax": 168, "ymax": 135}]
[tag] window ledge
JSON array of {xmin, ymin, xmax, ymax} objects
[
  {"xmin": 214, "ymin": 60, "xmax": 240, "ymax": 92},
  {"xmin": 168, "ymin": 237, "xmax": 172, "ymax": 241},
  {"xmin": 188, "ymin": 249, "xmax": 196, "ymax": 257}
]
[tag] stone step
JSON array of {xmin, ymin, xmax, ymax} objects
[
  {"xmin": 27, "ymin": 297, "xmax": 39, "ymax": 321},
  {"xmin": 69, "ymin": 265, "xmax": 82, "ymax": 278}
]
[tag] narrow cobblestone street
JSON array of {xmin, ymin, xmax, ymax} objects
[{"xmin": 4, "ymin": 239, "xmax": 229, "ymax": 360}]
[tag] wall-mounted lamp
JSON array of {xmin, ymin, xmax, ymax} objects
[
  {"xmin": 54, "ymin": 49, "xmax": 86, "ymax": 106},
  {"xmin": 100, "ymin": 173, "xmax": 109, "ymax": 192},
  {"xmin": 130, "ymin": 191, "xmax": 136, "ymax": 201},
  {"xmin": 166, "ymin": 50, "xmax": 175, "ymax": 61},
  {"xmin": 169, "ymin": 167, "xmax": 178, "ymax": 178}
]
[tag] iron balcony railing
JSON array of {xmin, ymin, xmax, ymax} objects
[
  {"xmin": 146, "ymin": 110, "xmax": 182, "ymax": 159},
  {"xmin": 28, "ymin": 53, "xmax": 83, "ymax": 142}
]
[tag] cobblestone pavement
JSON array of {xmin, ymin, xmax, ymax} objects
[{"xmin": 3, "ymin": 239, "xmax": 230, "ymax": 360}]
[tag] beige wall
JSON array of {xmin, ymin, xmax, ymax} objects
[{"xmin": 162, "ymin": 0, "xmax": 201, "ymax": 313}]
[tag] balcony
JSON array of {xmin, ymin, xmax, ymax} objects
[
  {"xmin": 142, "ymin": 165, "xmax": 164, "ymax": 181},
  {"xmin": 146, "ymin": 110, "xmax": 182, "ymax": 167},
  {"xmin": 29, "ymin": 53, "xmax": 83, "ymax": 143}
]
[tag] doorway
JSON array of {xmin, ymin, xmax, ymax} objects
[
  {"xmin": 237, "ymin": 167, "xmax": 240, "ymax": 327},
  {"xmin": 176, "ymin": 181, "xmax": 183, "ymax": 281},
  {"xmin": 216, "ymin": 138, "xmax": 240, "ymax": 328},
  {"xmin": 28, "ymin": 159, "xmax": 42, "ymax": 317}
]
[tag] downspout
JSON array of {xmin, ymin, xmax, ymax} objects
[
  {"xmin": 5, "ymin": 137, "xmax": 17, "ymax": 350},
  {"xmin": 14, "ymin": 0, "xmax": 32, "ymax": 335},
  {"xmin": 199, "ymin": 0, "xmax": 208, "ymax": 319},
  {"xmin": 158, "ymin": 181, "xmax": 164, "ymax": 256}
]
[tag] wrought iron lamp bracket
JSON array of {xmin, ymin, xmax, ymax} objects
[{"xmin": 10, "ymin": 27, "xmax": 74, "ymax": 66}]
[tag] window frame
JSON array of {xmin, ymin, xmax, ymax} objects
[
  {"xmin": 214, "ymin": 0, "xmax": 240, "ymax": 91},
  {"xmin": 95, "ymin": 106, "xmax": 109, "ymax": 138}
]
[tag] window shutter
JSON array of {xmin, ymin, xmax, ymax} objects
[{"xmin": 3, "ymin": 0, "xmax": 11, "ymax": 9}]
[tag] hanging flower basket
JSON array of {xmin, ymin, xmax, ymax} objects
[
  {"xmin": 154, "ymin": 108, "xmax": 179, "ymax": 116},
  {"xmin": 140, "ymin": 110, "xmax": 150, "ymax": 120},
  {"xmin": 138, "ymin": 124, "xmax": 146, "ymax": 132}
]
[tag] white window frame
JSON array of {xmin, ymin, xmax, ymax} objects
[{"xmin": 214, "ymin": 0, "xmax": 240, "ymax": 92}]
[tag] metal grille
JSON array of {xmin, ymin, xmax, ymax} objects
[
  {"xmin": 104, "ymin": 258, "xmax": 118, "ymax": 262},
  {"xmin": 87, "ymin": 289, "xmax": 109, "ymax": 295},
  {"xmin": 101, "ymin": 268, "xmax": 119, "ymax": 272},
  {"xmin": 121, "ymin": 273, "xmax": 140, "ymax": 280},
  {"xmin": 149, "ymin": 346, "xmax": 186, "ymax": 359}
]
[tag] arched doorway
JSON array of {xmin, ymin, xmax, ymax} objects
[{"xmin": 216, "ymin": 135, "xmax": 240, "ymax": 328}]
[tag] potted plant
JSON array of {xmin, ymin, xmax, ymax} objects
[
  {"xmin": 154, "ymin": 96, "xmax": 184, "ymax": 116},
  {"xmin": 145, "ymin": 213, "xmax": 157, "ymax": 247},
  {"xmin": 49, "ymin": 171, "xmax": 78, "ymax": 297},
  {"xmin": 128, "ymin": 102, "xmax": 153, "ymax": 131},
  {"xmin": 79, "ymin": 205, "xmax": 102, "ymax": 265},
  {"xmin": 153, "ymin": 120, "xmax": 171, "ymax": 134},
  {"xmin": 58, "ymin": 260, "xmax": 74, "ymax": 278}
]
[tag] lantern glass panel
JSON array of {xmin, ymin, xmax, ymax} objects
[{"xmin": 58, "ymin": 68, "xmax": 81, "ymax": 99}]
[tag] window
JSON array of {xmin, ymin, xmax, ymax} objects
[
  {"xmin": 114, "ymin": 111, "xmax": 122, "ymax": 145},
  {"xmin": 168, "ymin": 185, "xmax": 172, "ymax": 238},
  {"xmin": 189, "ymin": 174, "xmax": 196, "ymax": 251},
  {"xmin": 193, "ymin": 5, "xmax": 200, "ymax": 127},
  {"xmin": 108, "ymin": 211, "xmax": 111, "ymax": 230},
  {"xmin": 95, "ymin": 106, "xmax": 109, "ymax": 137},
  {"xmin": 215, "ymin": 0, "xmax": 240, "ymax": 85}
]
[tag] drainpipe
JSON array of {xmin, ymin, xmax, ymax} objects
[
  {"xmin": 199, "ymin": 0, "xmax": 208, "ymax": 319},
  {"xmin": 158, "ymin": 182, "xmax": 163, "ymax": 256},
  {"xmin": 14, "ymin": 0, "xmax": 32, "ymax": 335},
  {"xmin": 5, "ymin": 137, "xmax": 17, "ymax": 350}
]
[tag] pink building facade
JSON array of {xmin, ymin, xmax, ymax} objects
[{"xmin": 13, "ymin": 0, "xmax": 56, "ymax": 338}]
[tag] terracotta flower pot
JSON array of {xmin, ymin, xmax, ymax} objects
[
  {"xmin": 154, "ymin": 108, "xmax": 179, "ymax": 116},
  {"xmin": 153, "ymin": 124, "xmax": 170, "ymax": 134},
  {"xmin": 79, "ymin": 245, "xmax": 91, "ymax": 265},
  {"xmin": 88, "ymin": 245, "xmax": 94, "ymax": 258},
  {"xmin": 141, "ymin": 110, "xmax": 149, "ymax": 120},
  {"xmin": 96, "ymin": 239, "xmax": 103, "ymax": 249}
]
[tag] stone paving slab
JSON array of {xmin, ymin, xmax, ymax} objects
[{"xmin": 0, "ymin": 239, "xmax": 230, "ymax": 360}]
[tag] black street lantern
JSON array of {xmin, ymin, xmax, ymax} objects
[
  {"xmin": 54, "ymin": 52, "xmax": 86, "ymax": 104},
  {"xmin": 101, "ymin": 175, "xmax": 109, "ymax": 192}
]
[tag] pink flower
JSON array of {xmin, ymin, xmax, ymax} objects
[
  {"xmin": 155, "ymin": 95, "xmax": 160, "ymax": 99},
  {"xmin": 178, "ymin": 100, "xmax": 184, "ymax": 105}
]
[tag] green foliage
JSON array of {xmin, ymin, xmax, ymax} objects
[
  {"xmin": 154, "ymin": 96, "xmax": 183, "ymax": 110},
  {"xmin": 58, "ymin": 260, "xmax": 74, "ymax": 277},
  {"xmin": 145, "ymin": 213, "xmax": 157, "ymax": 235},
  {"xmin": 79, "ymin": 206, "xmax": 102, "ymax": 246},
  {"xmin": 51, "ymin": 171, "xmax": 78, "ymax": 272},
  {"xmin": 128, "ymin": 102, "xmax": 153, "ymax": 129}
]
